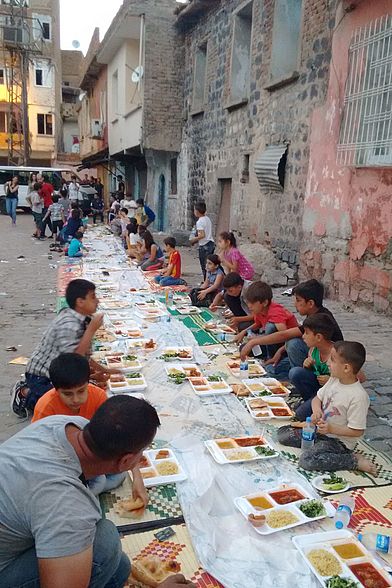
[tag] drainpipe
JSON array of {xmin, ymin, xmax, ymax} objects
[{"xmin": 139, "ymin": 14, "xmax": 145, "ymax": 155}]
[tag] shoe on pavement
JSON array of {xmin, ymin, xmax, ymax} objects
[{"xmin": 10, "ymin": 380, "xmax": 29, "ymax": 419}]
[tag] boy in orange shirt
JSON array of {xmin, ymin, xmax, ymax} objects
[
  {"xmin": 33, "ymin": 353, "xmax": 127, "ymax": 495},
  {"xmin": 154, "ymin": 237, "xmax": 186, "ymax": 286},
  {"xmin": 235, "ymin": 281, "xmax": 298, "ymax": 361}
]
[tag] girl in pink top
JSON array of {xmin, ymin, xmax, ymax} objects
[{"xmin": 218, "ymin": 232, "xmax": 255, "ymax": 280}]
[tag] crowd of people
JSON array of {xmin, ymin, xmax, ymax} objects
[{"xmin": 0, "ymin": 190, "xmax": 378, "ymax": 587}]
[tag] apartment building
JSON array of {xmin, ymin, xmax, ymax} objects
[
  {"xmin": 0, "ymin": 0, "xmax": 62, "ymax": 165},
  {"xmin": 58, "ymin": 48, "xmax": 83, "ymax": 166},
  {"xmin": 95, "ymin": 0, "xmax": 183, "ymax": 228}
]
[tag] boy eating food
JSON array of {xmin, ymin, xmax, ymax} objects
[
  {"xmin": 278, "ymin": 341, "xmax": 377, "ymax": 475},
  {"xmin": 235, "ymin": 281, "xmax": 298, "ymax": 361}
]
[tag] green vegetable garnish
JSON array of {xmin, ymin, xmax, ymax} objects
[
  {"xmin": 299, "ymin": 499, "xmax": 326, "ymax": 518},
  {"xmin": 254, "ymin": 446, "xmax": 276, "ymax": 456},
  {"xmin": 127, "ymin": 372, "xmax": 141, "ymax": 379},
  {"xmin": 322, "ymin": 473, "xmax": 347, "ymax": 491},
  {"xmin": 207, "ymin": 375, "xmax": 222, "ymax": 382},
  {"xmin": 168, "ymin": 373, "xmax": 186, "ymax": 385},
  {"xmin": 255, "ymin": 390, "xmax": 272, "ymax": 397},
  {"xmin": 125, "ymin": 355, "xmax": 137, "ymax": 361},
  {"xmin": 325, "ymin": 576, "xmax": 358, "ymax": 588}
]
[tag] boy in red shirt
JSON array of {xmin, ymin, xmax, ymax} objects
[
  {"xmin": 235, "ymin": 281, "xmax": 298, "ymax": 360},
  {"xmin": 39, "ymin": 175, "xmax": 54, "ymax": 238},
  {"xmin": 32, "ymin": 353, "xmax": 127, "ymax": 496},
  {"xmin": 154, "ymin": 237, "xmax": 186, "ymax": 287}
]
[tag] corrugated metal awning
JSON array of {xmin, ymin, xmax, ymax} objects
[{"xmin": 254, "ymin": 144, "xmax": 288, "ymax": 192}]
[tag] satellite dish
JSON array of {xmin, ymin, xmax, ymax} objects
[
  {"xmin": 72, "ymin": 40, "xmax": 80, "ymax": 49},
  {"xmin": 78, "ymin": 91, "xmax": 87, "ymax": 102},
  {"xmin": 131, "ymin": 66, "xmax": 144, "ymax": 84}
]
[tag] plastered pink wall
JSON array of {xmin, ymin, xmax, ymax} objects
[{"xmin": 301, "ymin": 0, "xmax": 392, "ymax": 312}]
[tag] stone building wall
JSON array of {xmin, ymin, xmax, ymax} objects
[{"xmin": 175, "ymin": 0, "xmax": 335, "ymax": 265}]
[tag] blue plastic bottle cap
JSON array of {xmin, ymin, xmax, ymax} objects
[
  {"xmin": 306, "ymin": 417, "xmax": 311, "ymax": 423},
  {"xmin": 357, "ymin": 533, "xmax": 363, "ymax": 542},
  {"xmin": 335, "ymin": 521, "xmax": 344, "ymax": 530}
]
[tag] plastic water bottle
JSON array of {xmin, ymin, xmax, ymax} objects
[
  {"xmin": 334, "ymin": 497, "xmax": 355, "ymax": 529},
  {"xmin": 240, "ymin": 360, "xmax": 249, "ymax": 379},
  {"xmin": 301, "ymin": 417, "xmax": 315, "ymax": 450},
  {"xmin": 168, "ymin": 291, "xmax": 174, "ymax": 308},
  {"xmin": 358, "ymin": 532, "xmax": 392, "ymax": 555}
]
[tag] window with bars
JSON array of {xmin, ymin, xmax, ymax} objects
[{"xmin": 338, "ymin": 14, "xmax": 392, "ymax": 167}]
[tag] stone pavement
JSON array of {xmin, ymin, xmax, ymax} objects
[
  {"xmin": 0, "ymin": 217, "xmax": 391, "ymax": 456},
  {"xmin": 176, "ymin": 239, "xmax": 392, "ymax": 456}
]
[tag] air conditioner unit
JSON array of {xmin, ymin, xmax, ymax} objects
[{"xmin": 91, "ymin": 119, "xmax": 103, "ymax": 139}]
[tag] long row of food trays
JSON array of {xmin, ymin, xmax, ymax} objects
[{"xmin": 87, "ymin": 233, "xmax": 391, "ymax": 588}]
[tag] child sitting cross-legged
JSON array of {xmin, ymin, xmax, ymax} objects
[
  {"xmin": 278, "ymin": 341, "xmax": 378, "ymax": 474},
  {"xmin": 189, "ymin": 254, "xmax": 224, "ymax": 307},
  {"xmin": 67, "ymin": 230, "xmax": 85, "ymax": 258},
  {"xmin": 291, "ymin": 313, "xmax": 336, "ymax": 421},
  {"xmin": 235, "ymin": 281, "xmax": 298, "ymax": 361},
  {"xmin": 32, "ymin": 353, "xmax": 127, "ymax": 494},
  {"xmin": 154, "ymin": 237, "xmax": 186, "ymax": 287}
]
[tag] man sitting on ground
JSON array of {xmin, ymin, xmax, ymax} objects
[
  {"xmin": 12, "ymin": 279, "xmax": 117, "ymax": 418},
  {"xmin": 0, "ymin": 395, "xmax": 195, "ymax": 588},
  {"xmin": 210, "ymin": 272, "xmax": 253, "ymax": 331}
]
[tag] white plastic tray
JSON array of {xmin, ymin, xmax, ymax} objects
[
  {"xmin": 245, "ymin": 397, "xmax": 293, "ymax": 420},
  {"xmin": 104, "ymin": 354, "xmax": 143, "ymax": 372},
  {"xmin": 227, "ymin": 360, "xmax": 266, "ymax": 378},
  {"xmin": 235, "ymin": 483, "xmax": 335, "ymax": 536},
  {"xmin": 137, "ymin": 448, "xmax": 187, "ymax": 487},
  {"xmin": 161, "ymin": 347, "xmax": 194, "ymax": 361},
  {"xmin": 165, "ymin": 364, "xmax": 202, "ymax": 378},
  {"xmin": 108, "ymin": 373, "xmax": 147, "ymax": 393},
  {"xmin": 176, "ymin": 305, "xmax": 202, "ymax": 315},
  {"xmin": 292, "ymin": 529, "xmax": 392, "ymax": 587},
  {"xmin": 188, "ymin": 376, "xmax": 232, "ymax": 397},
  {"xmin": 205, "ymin": 436, "xmax": 279, "ymax": 464}
]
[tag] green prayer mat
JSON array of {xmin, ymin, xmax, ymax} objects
[{"xmin": 168, "ymin": 308, "xmax": 222, "ymax": 346}]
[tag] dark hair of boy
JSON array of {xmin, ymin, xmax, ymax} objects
[
  {"xmin": 138, "ymin": 224, "xmax": 147, "ymax": 234},
  {"xmin": 293, "ymin": 279, "xmax": 324, "ymax": 308},
  {"xmin": 71, "ymin": 208, "xmax": 81, "ymax": 220},
  {"xmin": 121, "ymin": 207, "xmax": 128, "ymax": 215},
  {"xmin": 246, "ymin": 281, "xmax": 273, "ymax": 304},
  {"xmin": 207, "ymin": 253, "xmax": 221, "ymax": 267},
  {"xmin": 71, "ymin": 201, "xmax": 79, "ymax": 209},
  {"xmin": 84, "ymin": 396, "xmax": 160, "ymax": 460},
  {"xmin": 334, "ymin": 341, "xmax": 366, "ymax": 374},
  {"xmin": 74, "ymin": 231, "xmax": 84, "ymax": 240},
  {"xmin": 136, "ymin": 198, "xmax": 144, "ymax": 206},
  {"xmin": 65, "ymin": 279, "xmax": 95, "ymax": 309},
  {"xmin": 52, "ymin": 194, "xmax": 59, "ymax": 203},
  {"xmin": 33, "ymin": 182, "xmax": 41, "ymax": 191},
  {"xmin": 302, "ymin": 313, "xmax": 336, "ymax": 340},
  {"xmin": 220, "ymin": 231, "xmax": 237, "ymax": 248},
  {"xmin": 164, "ymin": 236, "xmax": 176, "ymax": 249},
  {"xmin": 194, "ymin": 200, "xmax": 206, "ymax": 214},
  {"xmin": 127, "ymin": 219, "xmax": 138, "ymax": 234},
  {"xmin": 49, "ymin": 353, "xmax": 90, "ymax": 390},
  {"xmin": 222, "ymin": 272, "xmax": 244, "ymax": 289}
]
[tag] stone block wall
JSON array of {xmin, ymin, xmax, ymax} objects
[
  {"xmin": 129, "ymin": 0, "xmax": 184, "ymax": 154},
  {"xmin": 175, "ymin": 0, "xmax": 335, "ymax": 265}
]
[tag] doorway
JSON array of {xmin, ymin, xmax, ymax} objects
[
  {"xmin": 216, "ymin": 179, "xmax": 232, "ymax": 237},
  {"xmin": 157, "ymin": 174, "xmax": 166, "ymax": 231}
]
